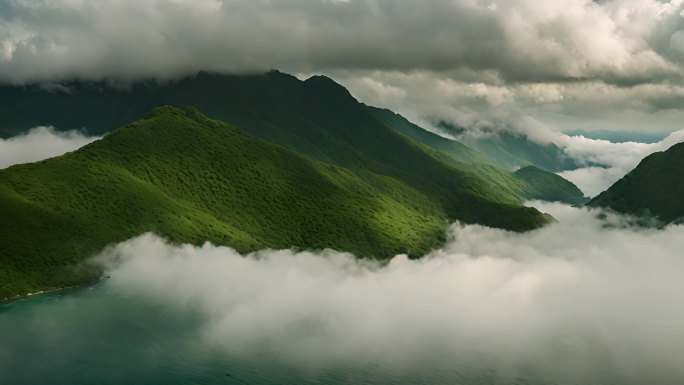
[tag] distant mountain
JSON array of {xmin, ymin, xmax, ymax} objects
[
  {"xmin": 0, "ymin": 72, "xmax": 596, "ymax": 299},
  {"xmin": 369, "ymin": 107, "xmax": 586, "ymax": 204},
  {"xmin": 589, "ymin": 142, "xmax": 684, "ymax": 224},
  {"xmin": 0, "ymin": 71, "xmax": 582, "ymax": 206},
  {"xmin": 367, "ymin": 107, "xmax": 490, "ymax": 166},
  {"xmin": 0, "ymin": 106, "xmax": 552, "ymax": 299},
  {"xmin": 514, "ymin": 166, "xmax": 588, "ymax": 204},
  {"xmin": 436, "ymin": 121, "xmax": 579, "ymax": 172}
]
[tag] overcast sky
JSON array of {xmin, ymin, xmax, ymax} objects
[{"xmin": 2, "ymin": 0, "xmax": 684, "ymax": 135}]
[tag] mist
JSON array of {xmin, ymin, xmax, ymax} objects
[
  {"xmin": 91, "ymin": 202, "xmax": 684, "ymax": 384},
  {"xmin": 0, "ymin": 127, "xmax": 99, "ymax": 169},
  {"xmin": 5, "ymin": 0, "xmax": 684, "ymax": 138},
  {"xmin": 558, "ymin": 129, "xmax": 684, "ymax": 196}
]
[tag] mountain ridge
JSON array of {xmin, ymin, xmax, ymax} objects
[
  {"xmin": 0, "ymin": 71, "xmax": 592, "ymax": 299},
  {"xmin": 0, "ymin": 71, "xmax": 583, "ymax": 205},
  {"xmin": 589, "ymin": 142, "xmax": 684, "ymax": 224},
  {"xmin": 0, "ymin": 105, "xmax": 551, "ymax": 299},
  {"xmin": 368, "ymin": 106, "xmax": 587, "ymax": 204}
]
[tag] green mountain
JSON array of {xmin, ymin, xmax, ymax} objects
[
  {"xmin": 367, "ymin": 107, "xmax": 490, "ymax": 166},
  {"xmin": 436, "ymin": 121, "xmax": 579, "ymax": 172},
  {"xmin": 0, "ymin": 106, "xmax": 552, "ymax": 300},
  {"xmin": 369, "ymin": 107, "xmax": 585, "ymax": 204},
  {"xmin": 564, "ymin": 129, "xmax": 667, "ymax": 144},
  {"xmin": 514, "ymin": 166, "xmax": 588, "ymax": 204},
  {"xmin": 0, "ymin": 71, "xmax": 593, "ymax": 299},
  {"xmin": 0, "ymin": 70, "xmax": 582, "ymax": 206},
  {"xmin": 589, "ymin": 142, "xmax": 684, "ymax": 224}
]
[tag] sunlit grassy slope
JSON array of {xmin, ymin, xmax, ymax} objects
[
  {"xmin": 0, "ymin": 106, "xmax": 551, "ymax": 299},
  {"xmin": 590, "ymin": 142, "xmax": 684, "ymax": 224},
  {"xmin": 0, "ymin": 70, "xmax": 582, "ymax": 206}
]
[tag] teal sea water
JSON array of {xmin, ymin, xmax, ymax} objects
[{"xmin": 0, "ymin": 284, "xmax": 526, "ymax": 385}]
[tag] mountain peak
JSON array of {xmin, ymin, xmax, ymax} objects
[
  {"xmin": 304, "ymin": 74, "xmax": 357, "ymax": 103},
  {"xmin": 149, "ymin": 104, "xmax": 185, "ymax": 116},
  {"xmin": 146, "ymin": 105, "xmax": 210, "ymax": 125}
]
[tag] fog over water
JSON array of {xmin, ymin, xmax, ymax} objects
[{"xmin": 75, "ymin": 202, "xmax": 684, "ymax": 384}]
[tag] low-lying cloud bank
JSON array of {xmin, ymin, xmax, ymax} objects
[
  {"xmin": 94, "ymin": 202, "xmax": 684, "ymax": 384},
  {"xmin": 558, "ymin": 129, "xmax": 684, "ymax": 196},
  {"xmin": 0, "ymin": 127, "xmax": 98, "ymax": 169}
]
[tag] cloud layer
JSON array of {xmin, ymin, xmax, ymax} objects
[
  {"xmin": 94, "ymin": 202, "xmax": 684, "ymax": 384},
  {"xmin": 556, "ymin": 128, "xmax": 684, "ymax": 196},
  {"xmin": 1, "ymin": 0, "xmax": 683, "ymax": 83},
  {"xmin": 0, "ymin": 126, "xmax": 98, "ymax": 169},
  {"xmin": 3, "ymin": 0, "xmax": 684, "ymax": 136}
]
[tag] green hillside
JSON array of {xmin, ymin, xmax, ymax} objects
[
  {"xmin": 589, "ymin": 142, "xmax": 684, "ymax": 224},
  {"xmin": 367, "ymin": 106, "xmax": 489, "ymax": 166},
  {"xmin": 514, "ymin": 166, "xmax": 588, "ymax": 204},
  {"xmin": 0, "ymin": 106, "xmax": 550, "ymax": 300},
  {"xmin": 368, "ymin": 107, "xmax": 586, "ymax": 204},
  {"xmin": 0, "ymin": 70, "xmax": 581, "ymax": 207},
  {"xmin": 436, "ymin": 121, "xmax": 579, "ymax": 172},
  {"xmin": 0, "ymin": 71, "xmax": 587, "ymax": 205}
]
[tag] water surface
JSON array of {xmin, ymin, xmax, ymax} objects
[{"xmin": 0, "ymin": 284, "xmax": 526, "ymax": 385}]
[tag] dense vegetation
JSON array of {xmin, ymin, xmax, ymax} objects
[
  {"xmin": 368, "ymin": 107, "xmax": 586, "ymax": 203},
  {"xmin": 435, "ymin": 121, "xmax": 579, "ymax": 172},
  {"xmin": 367, "ymin": 107, "xmax": 490, "ymax": 166},
  {"xmin": 589, "ymin": 142, "xmax": 684, "ymax": 224},
  {"xmin": 0, "ymin": 71, "xmax": 582, "ymax": 201},
  {"xmin": 0, "ymin": 106, "xmax": 552, "ymax": 300},
  {"xmin": 0, "ymin": 71, "xmax": 591, "ymax": 299},
  {"xmin": 514, "ymin": 166, "xmax": 588, "ymax": 204}
]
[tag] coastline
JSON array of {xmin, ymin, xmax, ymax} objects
[{"xmin": 0, "ymin": 278, "xmax": 102, "ymax": 304}]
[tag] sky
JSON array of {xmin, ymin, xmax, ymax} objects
[
  {"xmin": 2, "ymin": 0, "xmax": 684, "ymax": 137},
  {"xmin": 91, "ymin": 201, "xmax": 684, "ymax": 384}
]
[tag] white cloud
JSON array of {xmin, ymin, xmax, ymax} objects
[
  {"xmin": 558, "ymin": 166, "xmax": 627, "ymax": 197},
  {"xmin": 558, "ymin": 129, "xmax": 684, "ymax": 196},
  {"xmin": 0, "ymin": 127, "xmax": 99, "ymax": 169},
  {"xmin": 0, "ymin": 0, "xmax": 682, "ymax": 84},
  {"xmin": 93, "ymin": 202, "xmax": 684, "ymax": 384}
]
